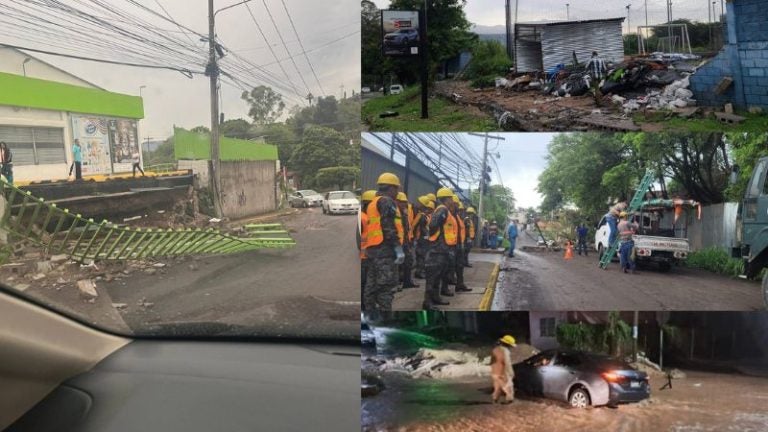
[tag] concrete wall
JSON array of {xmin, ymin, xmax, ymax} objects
[
  {"xmin": 529, "ymin": 311, "xmax": 567, "ymax": 351},
  {"xmin": 686, "ymin": 202, "xmax": 738, "ymax": 251},
  {"xmin": 178, "ymin": 159, "xmax": 210, "ymax": 189},
  {"xmin": 219, "ymin": 160, "xmax": 277, "ymax": 219},
  {"xmin": 690, "ymin": 0, "xmax": 768, "ymax": 109}
]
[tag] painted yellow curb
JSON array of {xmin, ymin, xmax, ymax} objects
[{"xmin": 478, "ymin": 262, "xmax": 500, "ymax": 311}]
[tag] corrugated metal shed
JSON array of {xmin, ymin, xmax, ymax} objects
[{"xmin": 514, "ymin": 18, "xmax": 625, "ymax": 73}]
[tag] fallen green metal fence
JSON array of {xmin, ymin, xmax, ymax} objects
[{"xmin": 0, "ymin": 177, "xmax": 294, "ymax": 263}]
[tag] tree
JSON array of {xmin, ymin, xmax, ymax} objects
[
  {"xmin": 316, "ymin": 166, "xmax": 361, "ymax": 190},
  {"xmin": 724, "ymin": 132, "xmax": 768, "ymax": 201},
  {"xmin": 241, "ymin": 85, "xmax": 285, "ymax": 125},
  {"xmin": 313, "ymin": 96, "xmax": 339, "ymax": 126},
  {"xmin": 465, "ymin": 40, "xmax": 512, "ymax": 87},
  {"xmin": 470, "ymin": 184, "xmax": 515, "ymax": 225},
  {"xmin": 219, "ymin": 118, "xmax": 252, "ymax": 139},
  {"xmin": 190, "ymin": 125, "xmax": 210, "ymax": 134},
  {"xmin": 289, "ymin": 125, "xmax": 356, "ymax": 187}
]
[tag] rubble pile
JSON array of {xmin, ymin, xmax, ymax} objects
[{"xmin": 491, "ymin": 54, "xmax": 703, "ymax": 114}]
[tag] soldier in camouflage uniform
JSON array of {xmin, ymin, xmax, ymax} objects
[
  {"xmin": 396, "ymin": 192, "xmax": 419, "ymax": 290},
  {"xmin": 423, "ymin": 187, "xmax": 457, "ymax": 310},
  {"xmin": 363, "ymin": 173, "xmax": 405, "ymax": 313},
  {"xmin": 452, "ymin": 196, "xmax": 471, "ymax": 292},
  {"xmin": 412, "ymin": 196, "xmax": 434, "ymax": 279}
]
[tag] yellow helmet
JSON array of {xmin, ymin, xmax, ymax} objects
[
  {"xmin": 436, "ymin": 187, "xmax": 454, "ymax": 198},
  {"xmin": 426, "ymin": 193, "xmax": 437, "ymax": 202},
  {"xmin": 361, "ymin": 190, "xmax": 376, "ymax": 202},
  {"xmin": 499, "ymin": 335, "xmax": 517, "ymax": 346},
  {"xmin": 377, "ymin": 172, "xmax": 401, "ymax": 187},
  {"xmin": 396, "ymin": 192, "xmax": 408, "ymax": 202},
  {"xmin": 467, "ymin": 207, "xmax": 476, "ymax": 214},
  {"xmin": 451, "ymin": 195, "xmax": 460, "ymax": 203},
  {"xmin": 458, "ymin": 202, "xmax": 464, "ymax": 209},
  {"xmin": 417, "ymin": 195, "xmax": 430, "ymax": 207},
  {"xmin": 619, "ymin": 211, "xmax": 628, "ymax": 218}
]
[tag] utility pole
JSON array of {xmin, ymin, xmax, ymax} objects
[
  {"xmin": 207, "ymin": 0, "xmax": 223, "ymax": 217},
  {"xmin": 626, "ymin": 4, "xmax": 631, "ymax": 35},
  {"xmin": 477, "ymin": 133, "xmax": 489, "ymax": 246},
  {"xmin": 306, "ymin": 92, "xmax": 314, "ymax": 106},
  {"xmin": 644, "ymin": 0, "xmax": 648, "ymax": 29},
  {"xmin": 566, "ymin": 3, "xmax": 569, "ymax": 20},
  {"xmin": 633, "ymin": 311, "xmax": 639, "ymax": 363},
  {"xmin": 505, "ymin": 0, "xmax": 513, "ymax": 58}
]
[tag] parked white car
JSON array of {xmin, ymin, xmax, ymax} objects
[
  {"xmin": 389, "ymin": 84, "xmax": 403, "ymax": 95},
  {"xmin": 322, "ymin": 191, "xmax": 359, "ymax": 215}
]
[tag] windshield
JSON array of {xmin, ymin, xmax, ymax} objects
[
  {"xmin": 0, "ymin": 0, "xmax": 360, "ymax": 341},
  {"xmin": 329, "ymin": 191, "xmax": 356, "ymax": 200}
]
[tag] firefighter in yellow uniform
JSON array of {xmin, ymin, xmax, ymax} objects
[
  {"xmin": 423, "ymin": 187, "xmax": 457, "ymax": 309},
  {"xmin": 358, "ymin": 190, "xmax": 376, "ymax": 310},
  {"xmin": 464, "ymin": 207, "xmax": 477, "ymax": 268},
  {"xmin": 364, "ymin": 173, "xmax": 405, "ymax": 313},
  {"xmin": 412, "ymin": 196, "xmax": 434, "ymax": 279},
  {"xmin": 452, "ymin": 196, "xmax": 471, "ymax": 292},
  {"xmin": 396, "ymin": 192, "xmax": 419, "ymax": 290}
]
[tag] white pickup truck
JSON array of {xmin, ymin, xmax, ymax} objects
[{"xmin": 595, "ymin": 215, "xmax": 690, "ymax": 272}]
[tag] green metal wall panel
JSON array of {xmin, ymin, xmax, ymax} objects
[
  {"xmin": 0, "ymin": 72, "xmax": 144, "ymax": 119},
  {"xmin": 173, "ymin": 127, "xmax": 278, "ymax": 161}
]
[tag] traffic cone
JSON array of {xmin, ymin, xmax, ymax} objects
[{"xmin": 564, "ymin": 241, "xmax": 574, "ymax": 260}]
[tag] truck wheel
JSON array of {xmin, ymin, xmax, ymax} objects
[
  {"xmin": 659, "ymin": 261, "xmax": 671, "ymax": 272},
  {"xmin": 762, "ymin": 272, "xmax": 768, "ymax": 308}
]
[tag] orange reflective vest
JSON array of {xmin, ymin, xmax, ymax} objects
[
  {"xmin": 360, "ymin": 211, "xmax": 369, "ymax": 260},
  {"xmin": 367, "ymin": 196, "xmax": 404, "ymax": 247},
  {"xmin": 429, "ymin": 205, "xmax": 458, "ymax": 246},
  {"xmin": 467, "ymin": 218, "xmax": 475, "ymax": 240},
  {"xmin": 456, "ymin": 213, "xmax": 466, "ymax": 244}
]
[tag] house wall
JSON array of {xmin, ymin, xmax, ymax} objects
[
  {"xmin": 529, "ymin": 311, "xmax": 567, "ymax": 351},
  {"xmin": 219, "ymin": 160, "xmax": 277, "ymax": 219},
  {"xmin": 0, "ymin": 47, "xmax": 99, "ymax": 88},
  {"xmin": 690, "ymin": 0, "xmax": 768, "ymax": 109}
]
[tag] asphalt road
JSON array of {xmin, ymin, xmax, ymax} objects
[
  {"xmin": 103, "ymin": 207, "xmax": 360, "ymax": 338},
  {"xmin": 493, "ymin": 231, "xmax": 764, "ymax": 311}
]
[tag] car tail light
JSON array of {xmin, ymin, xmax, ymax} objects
[
  {"xmin": 601, "ymin": 371, "xmax": 626, "ymax": 383},
  {"xmin": 636, "ymin": 248, "xmax": 651, "ymax": 257}
]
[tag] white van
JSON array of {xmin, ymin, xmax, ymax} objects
[{"xmin": 389, "ymin": 84, "xmax": 404, "ymax": 95}]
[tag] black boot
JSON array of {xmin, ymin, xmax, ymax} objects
[{"xmin": 456, "ymin": 285, "xmax": 472, "ymax": 292}]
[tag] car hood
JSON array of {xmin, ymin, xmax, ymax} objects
[{"xmin": 328, "ymin": 199, "xmax": 359, "ymax": 205}]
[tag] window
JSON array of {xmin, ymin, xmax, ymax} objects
[
  {"xmin": 554, "ymin": 352, "xmax": 581, "ymax": 367},
  {"xmin": 540, "ymin": 317, "xmax": 556, "ymax": 337},
  {"xmin": 0, "ymin": 126, "xmax": 66, "ymax": 166}
]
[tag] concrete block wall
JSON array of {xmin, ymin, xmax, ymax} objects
[
  {"xmin": 690, "ymin": 0, "xmax": 768, "ymax": 110},
  {"xmin": 219, "ymin": 160, "xmax": 277, "ymax": 219}
]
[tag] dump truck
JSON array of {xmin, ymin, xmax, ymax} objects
[{"xmin": 731, "ymin": 156, "xmax": 768, "ymax": 306}]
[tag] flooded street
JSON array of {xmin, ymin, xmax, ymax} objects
[{"xmin": 362, "ymin": 325, "xmax": 768, "ymax": 432}]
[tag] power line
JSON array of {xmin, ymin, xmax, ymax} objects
[
  {"xmin": 279, "ymin": 0, "xmax": 325, "ymax": 96},
  {"xmin": 259, "ymin": 0, "xmax": 312, "ymax": 96}
]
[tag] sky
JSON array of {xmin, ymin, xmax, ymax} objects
[
  {"xmin": 3, "ymin": 0, "xmax": 360, "ymax": 140},
  {"xmin": 372, "ymin": 0, "xmax": 724, "ymax": 32},
  {"xmin": 365, "ymin": 132, "xmax": 554, "ymax": 209}
]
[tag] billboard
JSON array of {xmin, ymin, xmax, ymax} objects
[
  {"xmin": 70, "ymin": 116, "xmax": 112, "ymax": 175},
  {"xmin": 381, "ymin": 10, "xmax": 420, "ymax": 56},
  {"xmin": 108, "ymin": 119, "xmax": 139, "ymax": 173}
]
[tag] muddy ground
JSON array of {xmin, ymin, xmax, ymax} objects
[
  {"xmin": 492, "ymin": 229, "xmax": 763, "ymax": 311},
  {"xmin": 362, "ymin": 370, "xmax": 768, "ymax": 432},
  {"xmin": 434, "ymin": 80, "xmax": 701, "ymax": 132}
]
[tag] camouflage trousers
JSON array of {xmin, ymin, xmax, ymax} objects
[
  {"xmin": 399, "ymin": 243, "xmax": 415, "ymax": 285},
  {"xmin": 414, "ymin": 241, "xmax": 429, "ymax": 276},
  {"xmin": 363, "ymin": 255, "xmax": 398, "ymax": 312},
  {"xmin": 424, "ymin": 251, "xmax": 453, "ymax": 307}
]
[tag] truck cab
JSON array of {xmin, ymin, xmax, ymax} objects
[{"xmin": 732, "ymin": 157, "xmax": 768, "ymax": 303}]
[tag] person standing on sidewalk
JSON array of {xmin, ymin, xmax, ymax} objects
[
  {"xmin": 396, "ymin": 192, "xmax": 418, "ymax": 290},
  {"xmin": 506, "ymin": 220, "xmax": 519, "ymax": 258},
  {"xmin": 481, "ymin": 221, "xmax": 489, "ymax": 249},
  {"xmin": 412, "ymin": 196, "xmax": 433, "ymax": 279},
  {"xmin": 363, "ymin": 173, "xmax": 405, "ymax": 313},
  {"xmin": 452, "ymin": 196, "xmax": 471, "ymax": 293},
  {"xmin": 70, "ymin": 139, "xmax": 83, "ymax": 180},
  {"xmin": 576, "ymin": 223, "xmax": 589, "ymax": 256},
  {"xmin": 464, "ymin": 207, "xmax": 477, "ymax": 268},
  {"xmin": 0, "ymin": 142, "xmax": 14, "ymax": 184},
  {"xmin": 617, "ymin": 211, "xmax": 639, "ymax": 273},
  {"xmin": 488, "ymin": 221, "xmax": 499, "ymax": 249},
  {"xmin": 491, "ymin": 335, "xmax": 517, "ymax": 404},
  {"xmin": 358, "ymin": 190, "xmax": 376, "ymax": 310},
  {"xmin": 422, "ymin": 187, "xmax": 457, "ymax": 309}
]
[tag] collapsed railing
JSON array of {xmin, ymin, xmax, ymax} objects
[{"xmin": 0, "ymin": 177, "xmax": 294, "ymax": 264}]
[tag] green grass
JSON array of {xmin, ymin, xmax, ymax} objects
[
  {"xmin": 684, "ymin": 246, "xmax": 745, "ymax": 277},
  {"xmin": 632, "ymin": 110, "xmax": 768, "ymax": 133},
  {"xmin": 362, "ymin": 85, "xmax": 496, "ymax": 132}
]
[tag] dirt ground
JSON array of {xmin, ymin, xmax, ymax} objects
[
  {"xmin": 362, "ymin": 370, "xmax": 768, "ymax": 432},
  {"xmin": 434, "ymin": 80, "xmax": 672, "ymax": 132},
  {"xmin": 492, "ymin": 229, "xmax": 763, "ymax": 311}
]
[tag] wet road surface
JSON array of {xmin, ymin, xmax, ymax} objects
[{"xmin": 493, "ymin": 231, "xmax": 763, "ymax": 311}]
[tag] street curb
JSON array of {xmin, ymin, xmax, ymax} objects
[{"xmin": 478, "ymin": 262, "xmax": 500, "ymax": 311}]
